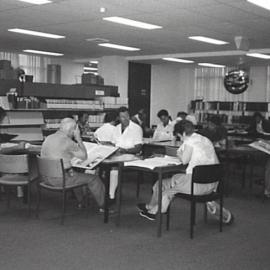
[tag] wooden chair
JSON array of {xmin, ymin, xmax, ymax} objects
[
  {"xmin": 0, "ymin": 154, "xmax": 35, "ymax": 215},
  {"xmin": 36, "ymin": 156, "xmax": 88, "ymax": 225},
  {"xmin": 167, "ymin": 164, "xmax": 224, "ymax": 239}
]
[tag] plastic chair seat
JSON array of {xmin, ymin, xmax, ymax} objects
[
  {"xmin": 176, "ymin": 191, "xmax": 220, "ymax": 203},
  {"xmin": 0, "ymin": 174, "xmax": 29, "ymax": 185},
  {"xmin": 39, "ymin": 181, "xmax": 86, "ymax": 191}
]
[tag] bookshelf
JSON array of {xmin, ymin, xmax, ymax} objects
[
  {"xmin": 191, "ymin": 100, "xmax": 270, "ymax": 128},
  {"xmin": 0, "ymin": 80, "xmax": 126, "ymax": 140}
]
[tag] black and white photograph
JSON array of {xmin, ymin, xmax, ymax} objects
[{"xmin": 0, "ymin": 0, "xmax": 270, "ymax": 269}]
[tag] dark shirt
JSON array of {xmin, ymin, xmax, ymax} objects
[{"xmin": 199, "ymin": 126, "xmax": 227, "ymax": 143}]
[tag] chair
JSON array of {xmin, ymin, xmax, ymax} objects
[
  {"xmin": 167, "ymin": 164, "xmax": 224, "ymax": 239},
  {"xmin": 0, "ymin": 154, "xmax": 35, "ymax": 215},
  {"xmin": 36, "ymin": 156, "xmax": 88, "ymax": 225}
]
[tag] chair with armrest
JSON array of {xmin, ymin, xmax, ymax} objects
[
  {"xmin": 167, "ymin": 164, "xmax": 224, "ymax": 239},
  {"xmin": 0, "ymin": 154, "xmax": 35, "ymax": 215},
  {"xmin": 36, "ymin": 156, "xmax": 88, "ymax": 225}
]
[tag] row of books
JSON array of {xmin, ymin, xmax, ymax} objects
[
  {"xmin": 46, "ymin": 99, "xmax": 103, "ymax": 110},
  {"xmin": 98, "ymin": 97, "xmax": 128, "ymax": 109}
]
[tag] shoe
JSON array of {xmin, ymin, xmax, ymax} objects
[
  {"xmin": 137, "ymin": 203, "xmax": 147, "ymax": 212},
  {"xmin": 225, "ymin": 213, "xmax": 234, "ymax": 225},
  {"xmin": 139, "ymin": 210, "xmax": 156, "ymax": 221}
]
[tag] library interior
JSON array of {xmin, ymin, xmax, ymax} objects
[{"xmin": 1, "ymin": 1, "xmax": 270, "ymax": 270}]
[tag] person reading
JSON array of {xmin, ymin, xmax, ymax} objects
[{"xmin": 41, "ymin": 118, "xmax": 105, "ymax": 211}]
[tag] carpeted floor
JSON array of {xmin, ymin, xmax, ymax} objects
[{"xmin": 0, "ymin": 175, "xmax": 270, "ymax": 270}]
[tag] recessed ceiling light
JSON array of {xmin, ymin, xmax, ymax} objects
[
  {"xmin": 23, "ymin": 49, "xmax": 63, "ymax": 56},
  {"xmin": 103, "ymin": 17, "xmax": 162, "ymax": 30},
  {"xmin": 189, "ymin": 36, "xmax": 228, "ymax": 45},
  {"xmin": 246, "ymin": 53, "xmax": 270, "ymax": 59},
  {"xmin": 90, "ymin": 60, "xmax": 99, "ymax": 64},
  {"xmin": 162, "ymin": 57, "xmax": 194, "ymax": 63},
  {"xmin": 84, "ymin": 67, "xmax": 98, "ymax": 71},
  {"xmin": 247, "ymin": 0, "xmax": 270, "ymax": 10},
  {"xmin": 8, "ymin": 28, "xmax": 65, "ymax": 39},
  {"xmin": 18, "ymin": 0, "xmax": 52, "ymax": 4},
  {"xmin": 198, "ymin": 63, "xmax": 225, "ymax": 68},
  {"xmin": 98, "ymin": 43, "xmax": 140, "ymax": 51}
]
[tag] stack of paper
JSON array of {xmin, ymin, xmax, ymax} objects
[
  {"xmin": 249, "ymin": 140, "xmax": 270, "ymax": 155},
  {"xmin": 124, "ymin": 156, "xmax": 181, "ymax": 170}
]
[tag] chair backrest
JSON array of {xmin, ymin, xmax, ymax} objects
[
  {"xmin": 0, "ymin": 154, "xmax": 29, "ymax": 174},
  {"xmin": 36, "ymin": 156, "xmax": 65, "ymax": 179},
  {"xmin": 165, "ymin": 146, "xmax": 178, "ymax": 157},
  {"xmin": 192, "ymin": 164, "xmax": 223, "ymax": 184}
]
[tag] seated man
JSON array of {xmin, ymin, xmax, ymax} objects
[
  {"xmin": 138, "ymin": 120, "xmax": 233, "ymax": 224},
  {"xmin": 199, "ymin": 115, "xmax": 227, "ymax": 147},
  {"xmin": 248, "ymin": 112, "xmax": 270, "ymax": 135},
  {"xmin": 131, "ymin": 108, "xmax": 153, "ymax": 137},
  {"xmin": 109, "ymin": 107, "xmax": 143, "ymax": 201},
  {"xmin": 41, "ymin": 118, "xmax": 105, "ymax": 211},
  {"xmin": 94, "ymin": 111, "xmax": 118, "ymax": 143},
  {"xmin": 152, "ymin": 109, "xmax": 174, "ymax": 141},
  {"xmin": 77, "ymin": 112, "xmax": 91, "ymax": 136}
]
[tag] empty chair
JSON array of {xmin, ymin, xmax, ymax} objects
[
  {"xmin": 0, "ymin": 154, "xmax": 35, "ymax": 215},
  {"xmin": 167, "ymin": 164, "xmax": 224, "ymax": 239},
  {"xmin": 36, "ymin": 156, "xmax": 89, "ymax": 225}
]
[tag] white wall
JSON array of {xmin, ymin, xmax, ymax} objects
[
  {"xmin": 51, "ymin": 58, "xmax": 84, "ymax": 84},
  {"xmin": 150, "ymin": 64, "xmax": 195, "ymax": 125},
  {"xmin": 98, "ymin": 56, "xmax": 128, "ymax": 99}
]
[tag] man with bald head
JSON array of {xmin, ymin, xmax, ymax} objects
[{"xmin": 41, "ymin": 118, "xmax": 105, "ymax": 210}]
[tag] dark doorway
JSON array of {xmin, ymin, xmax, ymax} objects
[{"xmin": 128, "ymin": 62, "xmax": 151, "ymax": 126}]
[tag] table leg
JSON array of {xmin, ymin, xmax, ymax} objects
[
  {"xmin": 116, "ymin": 163, "xmax": 123, "ymax": 226},
  {"xmin": 104, "ymin": 167, "xmax": 110, "ymax": 224},
  {"xmin": 157, "ymin": 170, "xmax": 162, "ymax": 238}
]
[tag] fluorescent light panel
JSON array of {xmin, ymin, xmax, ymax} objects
[
  {"xmin": 198, "ymin": 63, "xmax": 225, "ymax": 68},
  {"xmin": 8, "ymin": 28, "xmax": 65, "ymax": 39},
  {"xmin": 247, "ymin": 0, "xmax": 270, "ymax": 10},
  {"xmin": 23, "ymin": 49, "xmax": 63, "ymax": 56},
  {"xmin": 90, "ymin": 60, "xmax": 99, "ymax": 64},
  {"xmin": 103, "ymin": 17, "xmax": 162, "ymax": 30},
  {"xmin": 84, "ymin": 67, "xmax": 98, "ymax": 71},
  {"xmin": 162, "ymin": 57, "xmax": 194, "ymax": 63},
  {"xmin": 246, "ymin": 53, "xmax": 270, "ymax": 59},
  {"xmin": 189, "ymin": 36, "xmax": 228, "ymax": 45},
  {"xmin": 98, "ymin": 43, "xmax": 140, "ymax": 51},
  {"xmin": 18, "ymin": 0, "xmax": 52, "ymax": 4}
]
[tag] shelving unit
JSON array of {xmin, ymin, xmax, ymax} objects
[
  {"xmin": 0, "ymin": 80, "xmax": 127, "ymax": 140},
  {"xmin": 191, "ymin": 100, "xmax": 270, "ymax": 128}
]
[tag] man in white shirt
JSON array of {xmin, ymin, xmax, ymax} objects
[
  {"xmin": 109, "ymin": 107, "xmax": 143, "ymax": 200},
  {"xmin": 152, "ymin": 109, "xmax": 174, "ymax": 141},
  {"xmin": 94, "ymin": 111, "xmax": 118, "ymax": 143},
  {"xmin": 138, "ymin": 120, "xmax": 233, "ymax": 224}
]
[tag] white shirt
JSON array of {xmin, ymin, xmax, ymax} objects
[
  {"xmin": 94, "ymin": 123, "xmax": 116, "ymax": 142},
  {"xmin": 113, "ymin": 121, "xmax": 143, "ymax": 149},
  {"xmin": 153, "ymin": 121, "xmax": 174, "ymax": 141},
  {"xmin": 178, "ymin": 133, "xmax": 219, "ymax": 174}
]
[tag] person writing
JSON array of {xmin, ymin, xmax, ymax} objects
[
  {"xmin": 152, "ymin": 109, "xmax": 174, "ymax": 141},
  {"xmin": 138, "ymin": 120, "xmax": 233, "ymax": 224}
]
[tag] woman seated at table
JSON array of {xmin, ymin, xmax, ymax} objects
[
  {"xmin": 248, "ymin": 112, "xmax": 270, "ymax": 135},
  {"xmin": 138, "ymin": 120, "xmax": 233, "ymax": 224}
]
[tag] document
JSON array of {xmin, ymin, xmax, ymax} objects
[
  {"xmin": 249, "ymin": 140, "xmax": 270, "ymax": 155},
  {"xmin": 124, "ymin": 155, "xmax": 181, "ymax": 170},
  {"xmin": 71, "ymin": 142, "xmax": 118, "ymax": 169}
]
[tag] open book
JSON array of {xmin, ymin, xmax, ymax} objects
[
  {"xmin": 124, "ymin": 155, "xmax": 181, "ymax": 170},
  {"xmin": 71, "ymin": 142, "xmax": 118, "ymax": 170},
  {"xmin": 249, "ymin": 140, "xmax": 270, "ymax": 155}
]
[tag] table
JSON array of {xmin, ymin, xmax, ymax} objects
[{"xmin": 119, "ymin": 163, "xmax": 186, "ymax": 237}]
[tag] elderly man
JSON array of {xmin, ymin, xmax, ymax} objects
[{"xmin": 41, "ymin": 118, "xmax": 105, "ymax": 211}]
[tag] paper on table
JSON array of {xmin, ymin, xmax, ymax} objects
[
  {"xmin": 124, "ymin": 155, "xmax": 181, "ymax": 170},
  {"xmin": 249, "ymin": 140, "xmax": 270, "ymax": 155},
  {"xmin": 0, "ymin": 142, "xmax": 18, "ymax": 148},
  {"xmin": 71, "ymin": 142, "xmax": 118, "ymax": 169}
]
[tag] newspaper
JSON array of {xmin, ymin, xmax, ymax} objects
[
  {"xmin": 124, "ymin": 155, "xmax": 181, "ymax": 170},
  {"xmin": 249, "ymin": 140, "xmax": 270, "ymax": 155},
  {"xmin": 71, "ymin": 142, "xmax": 118, "ymax": 169}
]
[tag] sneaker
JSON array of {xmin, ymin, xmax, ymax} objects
[
  {"xmin": 224, "ymin": 213, "xmax": 234, "ymax": 225},
  {"xmin": 137, "ymin": 203, "xmax": 148, "ymax": 212},
  {"xmin": 139, "ymin": 210, "xmax": 156, "ymax": 221}
]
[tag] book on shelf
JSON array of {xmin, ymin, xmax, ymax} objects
[
  {"xmin": 71, "ymin": 142, "xmax": 118, "ymax": 170},
  {"xmin": 124, "ymin": 156, "xmax": 181, "ymax": 170}
]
